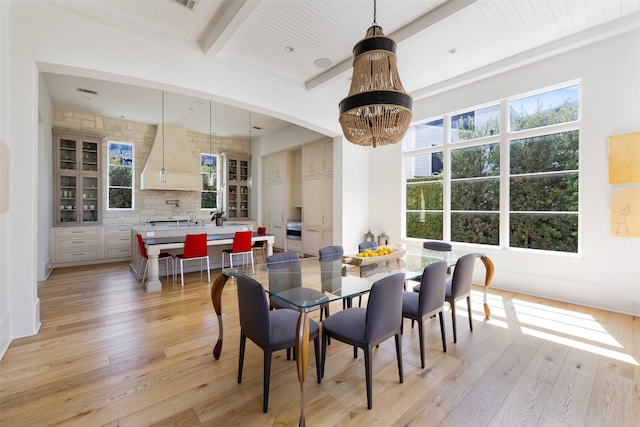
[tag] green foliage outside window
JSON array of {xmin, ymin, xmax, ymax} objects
[
  {"xmin": 108, "ymin": 143, "xmax": 133, "ymax": 209},
  {"xmin": 404, "ymin": 84, "xmax": 580, "ymax": 253}
]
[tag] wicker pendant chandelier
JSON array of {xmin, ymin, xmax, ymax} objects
[{"xmin": 339, "ymin": 0, "xmax": 412, "ymax": 148}]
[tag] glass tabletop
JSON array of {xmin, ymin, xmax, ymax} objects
[{"xmin": 222, "ymin": 243, "xmax": 477, "ymax": 312}]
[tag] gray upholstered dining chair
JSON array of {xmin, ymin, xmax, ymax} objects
[
  {"xmin": 401, "ymin": 261, "xmax": 448, "ymax": 368},
  {"xmin": 319, "ymin": 245, "xmax": 353, "ymax": 309},
  {"xmin": 320, "ymin": 272, "xmax": 405, "ymax": 409},
  {"xmin": 267, "ymin": 252, "xmax": 329, "ymax": 320},
  {"xmin": 236, "ymin": 274, "xmax": 321, "ymax": 413},
  {"xmin": 445, "ymin": 253, "xmax": 477, "ymax": 343},
  {"xmin": 412, "ymin": 240, "xmax": 452, "ymax": 292}
]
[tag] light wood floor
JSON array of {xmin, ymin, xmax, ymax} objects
[{"xmin": 1, "ymin": 262, "xmax": 638, "ymax": 426}]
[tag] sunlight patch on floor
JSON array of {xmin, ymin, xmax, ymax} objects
[
  {"xmin": 512, "ymin": 299, "xmax": 620, "ymax": 347},
  {"xmin": 521, "ymin": 326, "xmax": 638, "ymax": 365}
]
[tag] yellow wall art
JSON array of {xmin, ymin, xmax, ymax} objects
[{"xmin": 608, "ymin": 131, "xmax": 640, "ymax": 184}]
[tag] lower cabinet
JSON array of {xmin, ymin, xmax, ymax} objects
[{"xmin": 51, "ymin": 226, "xmax": 131, "ymax": 267}]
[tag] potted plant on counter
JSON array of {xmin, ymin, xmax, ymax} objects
[{"xmin": 210, "ymin": 208, "xmax": 225, "ymax": 226}]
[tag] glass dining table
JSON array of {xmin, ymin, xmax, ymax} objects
[{"xmin": 208, "ymin": 244, "xmax": 494, "ymax": 426}]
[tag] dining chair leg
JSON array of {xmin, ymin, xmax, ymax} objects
[
  {"xmin": 314, "ymin": 336, "xmax": 321, "ymax": 384},
  {"xmin": 395, "ymin": 333, "xmax": 403, "ymax": 383},
  {"xmin": 467, "ymin": 296, "xmax": 473, "ymax": 331},
  {"xmin": 263, "ymin": 351, "xmax": 272, "ymax": 413},
  {"xmin": 180, "ymin": 259, "xmax": 185, "ymax": 287},
  {"xmin": 418, "ymin": 318, "xmax": 425, "ymax": 369},
  {"xmin": 438, "ymin": 311, "xmax": 447, "ymax": 352},
  {"xmin": 320, "ymin": 333, "xmax": 328, "ymax": 378},
  {"xmin": 238, "ymin": 333, "xmax": 246, "ymax": 383},
  {"xmin": 451, "ymin": 302, "xmax": 457, "ymax": 343},
  {"xmin": 364, "ymin": 346, "xmax": 373, "ymax": 409}
]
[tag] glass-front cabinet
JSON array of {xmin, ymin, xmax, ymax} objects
[
  {"xmin": 225, "ymin": 153, "xmax": 250, "ymax": 220},
  {"xmin": 54, "ymin": 130, "xmax": 103, "ymax": 226}
]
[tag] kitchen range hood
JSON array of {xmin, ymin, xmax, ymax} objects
[{"xmin": 140, "ymin": 123, "xmax": 201, "ymax": 191}]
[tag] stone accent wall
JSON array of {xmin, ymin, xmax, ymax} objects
[{"xmin": 52, "ymin": 109, "xmax": 250, "ymax": 225}]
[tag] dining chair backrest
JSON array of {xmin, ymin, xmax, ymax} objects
[
  {"xmin": 136, "ymin": 233, "xmax": 147, "ymax": 259},
  {"xmin": 423, "ymin": 240, "xmax": 452, "ymax": 252},
  {"xmin": 364, "ymin": 272, "xmax": 405, "ymax": 342},
  {"xmin": 449, "ymin": 253, "xmax": 476, "ymax": 299},
  {"xmin": 358, "ymin": 241, "xmax": 378, "ymax": 252},
  {"xmin": 183, "ymin": 233, "xmax": 208, "ymax": 259},
  {"xmin": 319, "ymin": 246, "xmax": 344, "ymax": 293},
  {"xmin": 417, "ymin": 261, "xmax": 448, "ymax": 316},
  {"xmin": 236, "ymin": 274, "xmax": 270, "ymax": 348},
  {"xmin": 266, "ymin": 252, "xmax": 301, "ymax": 294},
  {"xmin": 231, "ymin": 230, "xmax": 253, "ymax": 253},
  {"xmin": 319, "ymin": 245, "xmax": 343, "ymax": 262}
]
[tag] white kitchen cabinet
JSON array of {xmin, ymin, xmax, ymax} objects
[
  {"xmin": 102, "ymin": 226, "xmax": 131, "ymax": 259},
  {"xmin": 51, "ymin": 226, "xmax": 132, "ymax": 267},
  {"xmin": 53, "ymin": 130, "xmax": 102, "ymax": 226},
  {"xmin": 301, "ymin": 139, "xmax": 333, "ymax": 255},
  {"xmin": 261, "ymin": 152, "xmax": 298, "ymax": 250},
  {"xmin": 225, "ymin": 153, "xmax": 250, "ymax": 220},
  {"xmin": 302, "ymin": 225, "xmax": 322, "ymax": 255},
  {"xmin": 302, "ymin": 139, "xmax": 332, "ymax": 177},
  {"xmin": 302, "ymin": 177, "xmax": 323, "ymax": 226}
]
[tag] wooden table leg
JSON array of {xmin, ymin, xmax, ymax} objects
[
  {"xmin": 295, "ymin": 311, "xmax": 310, "ymax": 427},
  {"xmin": 480, "ymin": 255, "xmax": 495, "ymax": 319},
  {"xmin": 210, "ymin": 274, "xmax": 230, "ymax": 360}
]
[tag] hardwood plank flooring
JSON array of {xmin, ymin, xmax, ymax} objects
[{"xmin": 0, "ymin": 262, "xmax": 637, "ymax": 426}]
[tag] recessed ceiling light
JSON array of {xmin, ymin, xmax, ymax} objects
[
  {"xmin": 314, "ymin": 58, "xmax": 332, "ymax": 69},
  {"xmin": 195, "ymin": 101, "xmax": 203, "ymax": 105},
  {"xmin": 285, "ymin": 46, "xmax": 294, "ymax": 53}
]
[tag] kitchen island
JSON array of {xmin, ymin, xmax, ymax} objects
[{"xmin": 131, "ymin": 223, "xmax": 274, "ymax": 291}]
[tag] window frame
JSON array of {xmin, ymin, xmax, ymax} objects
[
  {"xmin": 107, "ymin": 141, "xmax": 134, "ymax": 210},
  {"xmin": 402, "ymin": 81, "xmax": 581, "ymax": 254},
  {"xmin": 201, "ymin": 152, "xmax": 220, "ymax": 210}
]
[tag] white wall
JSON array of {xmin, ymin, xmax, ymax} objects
[
  {"xmin": 0, "ymin": 0, "xmax": 11, "ymax": 358},
  {"xmin": 371, "ymin": 29, "xmax": 640, "ymax": 315}
]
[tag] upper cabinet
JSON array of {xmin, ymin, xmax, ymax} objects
[
  {"xmin": 53, "ymin": 130, "xmax": 103, "ymax": 226},
  {"xmin": 226, "ymin": 153, "xmax": 251, "ymax": 220},
  {"xmin": 302, "ymin": 139, "xmax": 332, "ymax": 177}
]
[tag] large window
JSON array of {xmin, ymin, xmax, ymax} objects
[
  {"xmin": 403, "ymin": 83, "xmax": 580, "ymax": 253},
  {"xmin": 107, "ymin": 142, "xmax": 133, "ymax": 209},
  {"xmin": 201, "ymin": 153, "xmax": 219, "ymax": 210}
]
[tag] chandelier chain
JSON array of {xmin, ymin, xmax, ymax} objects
[{"xmin": 373, "ymin": 0, "xmax": 377, "ymax": 25}]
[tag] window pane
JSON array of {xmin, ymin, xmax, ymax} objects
[
  {"xmin": 108, "ymin": 142, "xmax": 133, "ymax": 210},
  {"xmin": 511, "ymin": 173, "xmax": 578, "ymax": 211},
  {"xmin": 109, "ymin": 143, "xmax": 133, "ymax": 166},
  {"xmin": 109, "ymin": 188, "xmax": 132, "ymax": 209},
  {"xmin": 451, "ymin": 104, "xmax": 500, "ymax": 142},
  {"xmin": 404, "ymin": 119, "xmax": 443, "ymax": 151},
  {"xmin": 510, "ymin": 84, "xmax": 579, "ymax": 131},
  {"xmin": 451, "ymin": 178, "xmax": 499, "ymax": 211},
  {"xmin": 406, "ymin": 212, "xmax": 443, "ymax": 240},
  {"xmin": 510, "ymin": 131, "xmax": 579, "ymax": 174},
  {"xmin": 451, "ymin": 143, "xmax": 500, "ymax": 179},
  {"xmin": 451, "ymin": 213, "xmax": 499, "ymax": 245},
  {"xmin": 510, "ymin": 213, "xmax": 578, "ymax": 252},
  {"xmin": 406, "ymin": 152, "xmax": 443, "ymax": 179},
  {"xmin": 406, "ymin": 180, "xmax": 442, "ymax": 211},
  {"xmin": 109, "ymin": 165, "xmax": 132, "ymax": 187},
  {"xmin": 202, "ymin": 192, "xmax": 217, "ymax": 209}
]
